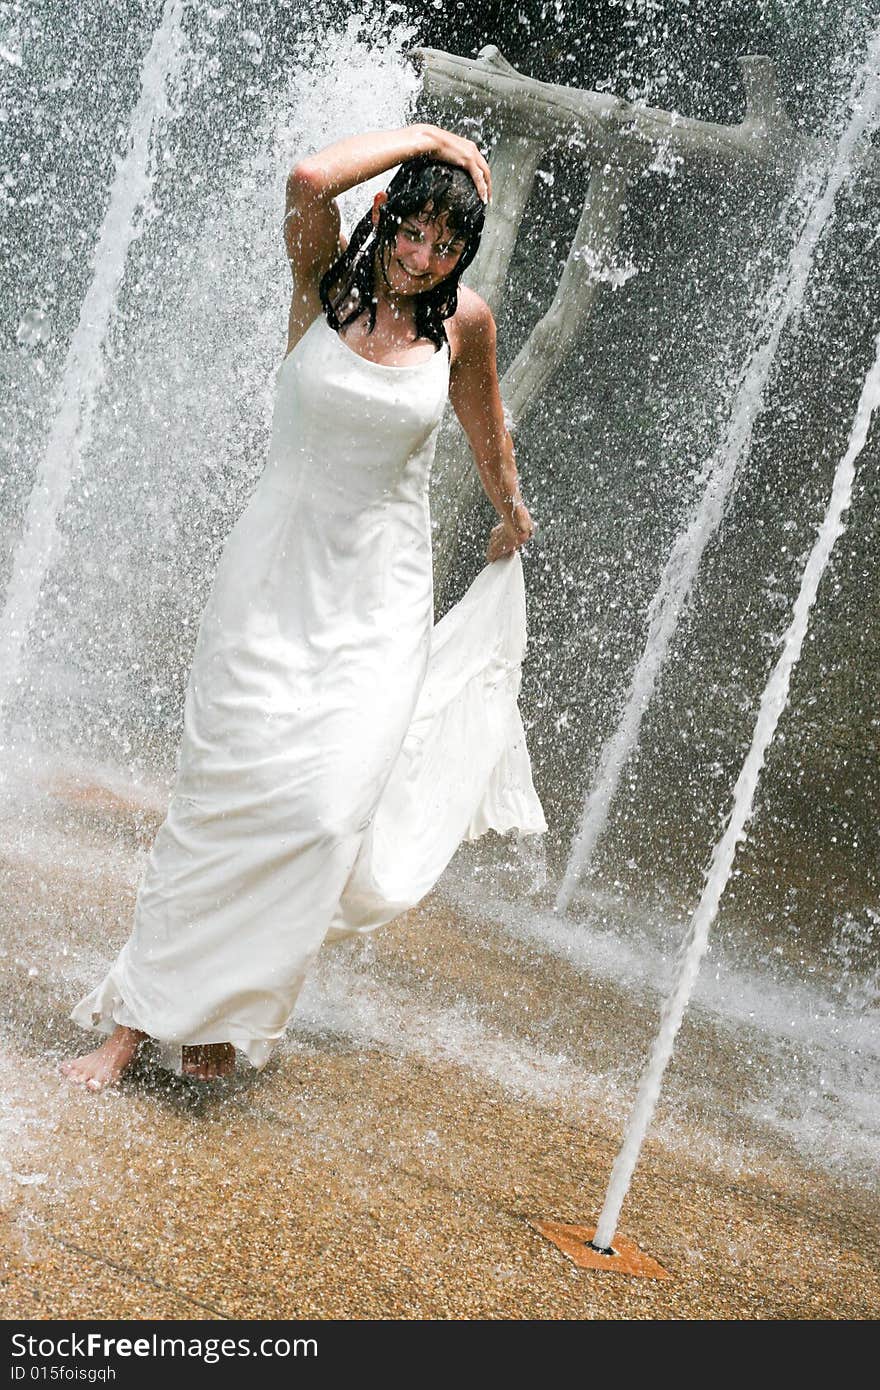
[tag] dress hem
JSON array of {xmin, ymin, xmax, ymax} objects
[{"xmin": 69, "ymin": 977, "xmax": 279, "ymax": 1073}]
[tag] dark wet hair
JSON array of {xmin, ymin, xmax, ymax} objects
[{"xmin": 319, "ymin": 155, "xmax": 485, "ymax": 349}]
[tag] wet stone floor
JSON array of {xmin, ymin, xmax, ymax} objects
[{"xmin": 1, "ymin": 785, "xmax": 878, "ymax": 1320}]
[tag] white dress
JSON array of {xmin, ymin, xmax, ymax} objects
[{"xmin": 70, "ymin": 310, "xmax": 547, "ymax": 1070}]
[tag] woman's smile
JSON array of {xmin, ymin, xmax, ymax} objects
[{"xmin": 397, "ymin": 260, "xmax": 430, "ymax": 281}]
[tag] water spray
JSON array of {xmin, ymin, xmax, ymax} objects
[
  {"xmin": 0, "ymin": 0, "xmax": 187, "ymax": 767},
  {"xmin": 535, "ymin": 27, "xmax": 880, "ymax": 1276},
  {"xmin": 554, "ymin": 25, "xmax": 880, "ymax": 913},
  {"xmin": 536, "ymin": 317, "xmax": 880, "ymax": 1275}
]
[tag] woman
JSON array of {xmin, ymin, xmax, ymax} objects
[{"xmin": 63, "ymin": 122, "xmax": 545, "ymax": 1090}]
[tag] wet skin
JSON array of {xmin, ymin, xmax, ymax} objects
[{"xmin": 61, "ymin": 1030, "xmax": 235, "ymax": 1088}]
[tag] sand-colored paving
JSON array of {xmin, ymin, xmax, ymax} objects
[{"xmin": 1, "ymin": 784, "xmax": 878, "ymax": 1320}]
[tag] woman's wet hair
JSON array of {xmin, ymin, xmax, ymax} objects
[{"xmin": 319, "ymin": 155, "xmax": 485, "ymax": 347}]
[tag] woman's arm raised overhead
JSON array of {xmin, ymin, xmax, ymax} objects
[
  {"xmin": 282, "ymin": 125, "xmax": 492, "ymax": 351},
  {"xmin": 448, "ymin": 290, "xmax": 535, "ymax": 560}
]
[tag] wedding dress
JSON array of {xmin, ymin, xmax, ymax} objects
[{"xmin": 70, "ymin": 310, "xmax": 547, "ymax": 1069}]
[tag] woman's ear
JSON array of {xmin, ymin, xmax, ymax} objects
[{"xmin": 371, "ymin": 190, "xmax": 388, "ymax": 230}]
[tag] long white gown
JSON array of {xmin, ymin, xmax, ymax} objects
[{"xmin": 70, "ymin": 310, "xmax": 547, "ymax": 1070}]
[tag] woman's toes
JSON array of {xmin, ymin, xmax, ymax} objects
[{"xmin": 180, "ymin": 1043, "xmax": 233, "ymax": 1081}]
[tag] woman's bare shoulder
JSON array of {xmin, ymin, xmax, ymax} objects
[{"xmin": 446, "ymin": 286, "xmax": 496, "ymax": 369}]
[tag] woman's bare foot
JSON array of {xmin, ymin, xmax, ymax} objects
[
  {"xmin": 181, "ymin": 1043, "xmax": 235, "ymax": 1080},
  {"xmin": 61, "ymin": 1026, "xmax": 147, "ymax": 1092}
]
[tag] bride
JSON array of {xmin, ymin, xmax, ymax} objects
[{"xmin": 62, "ymin": 122, "xmax": 541, "ymax": 1090}]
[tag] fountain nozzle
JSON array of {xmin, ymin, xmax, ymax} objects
[{"xmin": 530, "ymin": 1220, "xmax": 670, "ymax": 1279}]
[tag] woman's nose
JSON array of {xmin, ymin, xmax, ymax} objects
[{"xmin": 409, "ymin": 243, "xmax": 432, "ymax": 271}]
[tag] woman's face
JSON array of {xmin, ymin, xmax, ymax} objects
[{"xmin": 378, "ymin": 205, "xmax": 467, "ymax": 298}]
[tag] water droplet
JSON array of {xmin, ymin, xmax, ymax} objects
[{"xmin": 16, "ymin": 307, "xmax": 50, "ymax": 349}]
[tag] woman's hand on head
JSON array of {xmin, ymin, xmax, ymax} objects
[{"xmin": 414, "ymin": 123, "xmax": 492, "ymax": 204}]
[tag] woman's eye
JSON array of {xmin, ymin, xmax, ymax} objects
[{"xmin": 401, "ymin": 227, "xmax": 462, "ymax": 255}]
